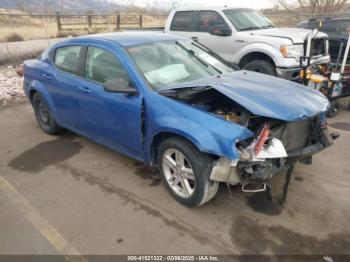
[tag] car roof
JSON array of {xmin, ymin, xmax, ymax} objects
[
  {"xmin": 308, "ymin": 17, "xmax": 350, "ymax": 22},
  {"xmin": 173, "ymin": 6, "xmax": 252, "ymax": 12},
  {"xmin": 72, "ymin": 32, "xmax": 184, "ymax": 47}
]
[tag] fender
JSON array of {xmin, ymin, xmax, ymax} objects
[
  {"xmin": 142, "ymin": 93, "xmax": 254, "ymax": 165},
  {"xmin": 143, "ymin": 122, "xmax": 247, "ymax": 165},
  {"xmin": 27, "ymin": 80, "xmax": 62, "ymax": 125},
  {"xmin": 234, "ymin": 42, "xmax": 284, "ymax": 67}
]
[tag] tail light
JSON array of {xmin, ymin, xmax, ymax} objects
[{"xmin": 255, "ymin": 124, "xmax": 270, "ymax": 155}]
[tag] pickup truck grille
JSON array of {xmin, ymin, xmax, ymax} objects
[{"xmin": 304, "ymin": 37, "xmax": 327, "ymax": 57}]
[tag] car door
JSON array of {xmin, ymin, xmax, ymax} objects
[
  {"xmin": 192, "ymin": 11, "xmax": 233, "ymax": 62},
  {"xmin": 76, "ymin": 45, "xmax": 143, "ymax": 160},
  {"xmin": 46, "ymin": 45, "xmax": 84, "ymax": 131}
]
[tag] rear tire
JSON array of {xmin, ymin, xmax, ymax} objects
[
  {"xmin": 326, "ymin": 101, "xmax": 340, "ymax": 118},
  {"xmin": 242, "ymin": 60, "xmax": 276, "ymax": 76},
  {"xmin": 157, "ymin": 137, "xmax": 219, "ymax": 207},
  {"xmin": 32, "ymin": 93, "xmax": 63, "ymax": 135}
]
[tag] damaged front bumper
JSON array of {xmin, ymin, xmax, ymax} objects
[{"xmin": 210, "ymin": 126, "xmax": 338, "ymax": 192}]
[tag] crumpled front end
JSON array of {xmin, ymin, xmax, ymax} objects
[
  {"xmin": 159, "ymin": 75, "xmax": 338, "ymax": 193},
  {"xmin": 210, "ymin": 114, "xmax": 338, "ymax": 192}
]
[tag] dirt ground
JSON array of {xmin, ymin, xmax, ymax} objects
[{"xmin": 0, "ymin": 99, "xmax": 350, "ymax": 258}]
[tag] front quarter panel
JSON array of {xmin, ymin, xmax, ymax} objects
[{"xmin": 143, "ymin": 91, "xmax": 254, "ymax": 164}]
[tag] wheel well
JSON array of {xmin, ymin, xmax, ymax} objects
[
  {"xmin": 149, "ymin": 132, "xmax": 218, "ymax": 166},
  {"xmin": 150, "ymin": 132, "xmax": 184, "ymax": 165},
  {"xmin": 29, "ymin": 89, "xmax": 37, "ymax": 104},
  {"xmin": 238, "ymin": 52, "xmax": 275, "ymax": 68}
]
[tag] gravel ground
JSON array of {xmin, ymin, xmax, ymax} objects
[{"xmin": 0, "ymin": 65, "xmax": 25, "ymax": 106}]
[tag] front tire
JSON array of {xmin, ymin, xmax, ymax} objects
[
  {"xmin": 242, "ymin": 60, "xmax": 276, "ymax": 76},
  {"xmin": 32, "ymin": 93, "xmax": 63, "ymax": 135},
  {"xmin": 157, "ymin": 137, "xmax": 219, "ymax": 207}
]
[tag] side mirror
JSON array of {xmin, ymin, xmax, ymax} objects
[
  {"xmin": 209, "ymin": 25, "xmax": 231, "ymax": 37},
  {"xmin": 103, "ymin": 79, "xmax": 138, "ymax": 96}
]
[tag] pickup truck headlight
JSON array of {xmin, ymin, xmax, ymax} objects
[{"xmin": 280, "ymin": 44, "xmax": 304, "ymax": 59}]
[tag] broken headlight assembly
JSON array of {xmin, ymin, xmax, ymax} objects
[{"xmin": 237, "ymin": 123, "xmax": 288, "ymax": 162}]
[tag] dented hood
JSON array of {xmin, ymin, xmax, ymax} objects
[{"xmin": 160, "ymin": 71, "xmax": 329, "ymax": 121}]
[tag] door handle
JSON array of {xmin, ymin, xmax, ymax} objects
[
  {"xmin": 42, "ymin": 73, "xmax": 52, "ymax": 79},
  {"xmin": 191, "ymin": 36, "xmax": 198, "ymax": 42},
  {"xmin": 78, "ymin": 86, "xmax": 91, "ymax": 93}
]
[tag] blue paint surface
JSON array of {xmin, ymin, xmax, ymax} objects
[{"xmin": 24, "ymin": 33, "xmax": 329, "ymax": 164}]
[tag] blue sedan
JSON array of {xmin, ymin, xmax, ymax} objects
[{"xmin": 24, "ymin": 32, "xmax": 336, "ymax": 206}]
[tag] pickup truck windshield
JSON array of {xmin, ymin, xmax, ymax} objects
[
  {"xmin": 126, "ymin": 40, "xmax": 233, "ymax": 89},
  {"xmin": 223, "ymin": 9, "xmax": 275, "ymax": 31}
]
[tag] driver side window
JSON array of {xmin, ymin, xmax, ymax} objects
[
  {"xmin": 196, "ymin": 11, "xmax": 229, "ymax": 32},
  {"xmin": 85, "ymin": 46, "xmax": 129, "ymax": 84}
]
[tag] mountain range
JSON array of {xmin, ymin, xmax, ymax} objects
[{"xmin": 0, "ymin": 0, "xmax": 126, "ymax": 13}]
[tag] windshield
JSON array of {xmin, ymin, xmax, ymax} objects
[
  {"xmin": 126, "ymin": 40, "xmax": 234, "ymax": 89},
  {"xmin": 223, "ymin": 9, "xmax": 275, "ymax": 31}
]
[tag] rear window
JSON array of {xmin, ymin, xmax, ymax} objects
[
  {"xmin": 170, "ymin": 11, "xmax": 193, "ymax": 31},
  {"xmin": 321, "ymin": 21, "xmax": 338, "ymax": 33},
  {"xmin": 54, "ymin": 46, "xmax": 81, "ymax": 75}
]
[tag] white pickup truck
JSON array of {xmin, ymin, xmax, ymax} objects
[{"xmin": 163, "ymin": 7, "xmax": 331, "ymax": 79}]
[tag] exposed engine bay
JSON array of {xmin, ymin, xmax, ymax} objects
[{"xmin": 159, "ymin": 86, "xmax": 338, "ymax": 196}]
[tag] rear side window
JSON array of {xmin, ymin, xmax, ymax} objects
[
  {"xmin": 170, "ymin": 11, "xmax": 194, "ymax": 31},
  {"xmin": 321, "ymin": 21, "xmax": 338, "ymax": 33},
  {"xmin": 54, "ymin": 46, "xmax": 81, "ymax": 75},
  {"xmin": 85, "ymin": 46, "xmax": 128, "ymax": 84},
  {"xmin": 196, "ymin": 11, "xmax": 228, "ymax": 32}
]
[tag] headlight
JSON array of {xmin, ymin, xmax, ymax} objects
[{"xmin": 280, "ymin": 44, "xmax": 304, "ymax": 59}]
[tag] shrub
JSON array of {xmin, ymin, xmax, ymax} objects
[
  {"xmin": 56, "ymin": 31, "xmax": 80, "ymax": 38},
  {"xmin": 5, "ymin": 33, "xmax": 24, "ymax": 42}
]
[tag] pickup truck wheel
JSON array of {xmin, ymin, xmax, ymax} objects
[
  {"xmin": 242, "ymin": 60, "xmax": 276, "ymax": 76},
  {"xmin": 157, "ymin": 137, "xmax": 219, "ymax": 207},
  {"xmin": 32, "ymin": 93, "xmax": 63, "ymax": 135}
]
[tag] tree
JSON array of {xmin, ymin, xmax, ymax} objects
[
  {"xmin": 14, "ymin": 0, "xmax": 26, "ymax": 12},
  {"xmin": 275, "ymin": 0, "xmax": 349, "ymax": 17}
]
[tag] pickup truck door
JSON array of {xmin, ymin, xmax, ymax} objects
[
  {"xmin": 75, "ymin": 46, "xmax": 143, "ymax": 160},
  {"xmin": 190, "ymin": 11, "xmax": 234, "ymax": 63}
]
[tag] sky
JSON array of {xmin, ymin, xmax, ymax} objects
[{"xmin": 117, "ymin": 0, "xmax": 276, "ymax": 10}]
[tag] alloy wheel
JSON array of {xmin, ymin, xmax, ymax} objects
[
  {"xmin": 38, "ymin": 100, "xmax": 49, "ymax": 124},
  {"xmin": 162, "ymin": 148, "xmax": 196, "ymax": 198}
]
